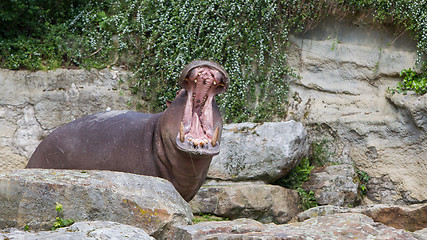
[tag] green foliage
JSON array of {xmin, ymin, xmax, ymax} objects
[
  {"xmin": 277, "ymin": 157, "xmax": 314, "ymax": 189},
  {"xmin": 192, "ymin": 214, "xmax": 229, "ymax": 224},
  {"xmin": 275, "ymin": 139, "xmax": 336, "ymax": 210},
  {"xmin": 123, "ymin": 0, "xmax": 293, "ymax": 119},
  {"xmin": 388, "ymin": 68, "xmax": 427, "ymax": 95},
  {"xmin": 51, "ymin": 202, "xmax": 74, "ymax": 230},
  {"xmin": 356, "ymin": 170, "xmax": 371, "ymax": 197},
  {"xmin": 275, "ymin": 158, "xmax": 319, "ymax": 210},
  {"xmin": 296, "ymin": 187, "xmax": 318, "ymax": 211},
  {"xmin": 1, "ymin": 0, "xmax": 426, "ymax": 121},
  {"xmin": 311, "ymin": 139, "xmax": 334, "ymax": 167}
]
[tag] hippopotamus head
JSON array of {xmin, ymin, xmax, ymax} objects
[{"xmin": 162, "ymin": 60, "xmax": 229, "ymax": 157}]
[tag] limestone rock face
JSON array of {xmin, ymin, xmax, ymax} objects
[
  {"xmin": 303, "ymin": 164, "xmax": 360, "ymax": 207},
  {"xmin": 0, "ymin": 221, "xmax": 155, "ymax": 240},
  {"xmin": 386, "ymin": 92, "xmax": 427, "ymax": 131},
  {"xmin": 286, "ymin": 16, "xmax": 426, "ymax": 203},
  {"xmin": 190, "ymin": 180, "xmax": 301, "ymax": 224},
  {"xmin": 0, "ymin": 68, "xmax": 138, "ymax": 172},
  {"xmin": 169, "ymin": 213, "xmax": 416, "ymax": 239},
  {"xmin": 0, "ymin": 169, "xmax": 192, "ymax": 238},
  {"xmin": 208, "ymin": 121, "xmax": 309, "ymax": 182}
]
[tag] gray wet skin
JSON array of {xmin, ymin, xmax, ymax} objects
[{"xmin": 26, "ymin": 60, "xmax": 229, "ymax": 201}]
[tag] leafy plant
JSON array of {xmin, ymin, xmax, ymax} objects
[
  {"xmin": 356, "ymin": 170, "xmax": 371, "ymax": 197},
  {"xmin": 388, "ymin": 68, "xmax": 427, "ymax": 95},
  {"xmin": 297, "ymin": 188, "xmax": 318, "ymax": 211},
  {"xmin": 311, "ymin": 139, "xmax": 334, "ymax": 167},
  {"xmin": 51, "ymin": 202, "xmax": 75, "ymax": 230},
  {"xmin": 277, "ymin": 157, "xmax": 314, "ymax": 190},
  {"xmin": 275, "ymin": 158, "xmax": 318, "ymax": 210}
]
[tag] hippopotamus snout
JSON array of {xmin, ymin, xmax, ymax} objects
[{"xmin": 175, "ymin": 60, "xmax": 229, "ymax": 156}]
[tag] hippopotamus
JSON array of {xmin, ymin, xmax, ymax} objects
[{"xmin": 26, "ymin": 60, "xmax": 229, "ymax": 201}]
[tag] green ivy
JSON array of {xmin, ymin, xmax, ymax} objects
[
  {"xmin": 1, "ymin": 0, "xmax": 426, "ymax": 121},
  {"xmin": 388, "ymin": 68, "xmax": 427, "ymax": 95}
]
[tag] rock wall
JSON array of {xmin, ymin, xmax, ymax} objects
[
  {"xmin": 286, "ymin": 16, "xmax": 426, "ymax": 204},
  {"xmin": 0, "ymin": 68, "xmax": 139, "ymax": 171}
]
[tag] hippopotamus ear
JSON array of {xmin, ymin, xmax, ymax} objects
[{"xmin": 179, "ymin": 60, "xmax": 230, "ymax": 94}]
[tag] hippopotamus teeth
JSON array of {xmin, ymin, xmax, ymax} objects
[
  {"xmin": 211, "ymin": 127, "xmax": 219, "ymax": 147},
  {"xmin": 179, "ymin": 122, "xmax": 185, "ymax": 143}
]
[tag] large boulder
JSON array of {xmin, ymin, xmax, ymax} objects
[
  {"xmin": 0, "ymin": 169, "xmax": 192, "ymax": 238},
  {"xmin": 0, "ymin": 221, "xmax": 155, "ymax": 240},
  {"xmin": 208, "ymin": 121, "xmax": 309, "ymax": 182},
  {"xmin": 169, "ymin": 213, "xmax": 416, "ymax": 239},
  {"xmin": 295, "ymin": 203, "xmax": 427, "ymax": 232},
  {"xmin": 190, "ymin": 180, "xmax": 301, "ymax": 224},
  {"xmin": 303, "ymin": 164, "xmax": 360, "ymax": 207}
]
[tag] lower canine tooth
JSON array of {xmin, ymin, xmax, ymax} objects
[
  {"xmin": 179, "ymin": 122, "xmax": 185, "ymax": 143},
  {"xmin": 211, "ymin": 127, "xmax": 219, "ymax": 147}
]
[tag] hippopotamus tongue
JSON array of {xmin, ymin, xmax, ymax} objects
[{"xmin": 176, "ymin": 60, "xmax": 229, "ymax": 156}]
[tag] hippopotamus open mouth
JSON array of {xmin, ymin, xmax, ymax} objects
[{"xmin": 176, "ymin": 60, "xmax": 229, "ymax": 156}]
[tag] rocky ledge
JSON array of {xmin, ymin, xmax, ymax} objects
[{"xmin": 1, "ymin": 169, "xmax": 426, "ymax": 240}]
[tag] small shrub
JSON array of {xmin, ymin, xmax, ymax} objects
[
  {"xmin": 276, "ymin": 157, "xmax": 313, "ymax": 189},
  {"xmin": 356, "ymin": 170, "xmax": 371, "ymax": 197},
  {"xmin": 275, "ymin": 158, "xmax": 318, "ymax": 210},
  {"xmin": 296, "ymin": 187, "xmax": 318, "ymax": 211},
  {"xmin": 51, "ymin": 202, "xmax": 75, "ymax": 230}
]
